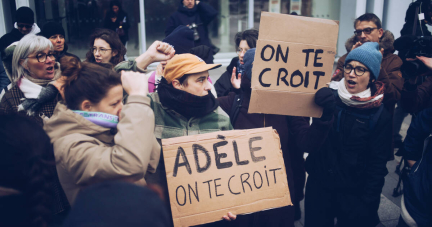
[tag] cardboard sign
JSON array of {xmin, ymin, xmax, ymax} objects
[
  {"xmin": 249, "ymin": 12, "xmax": 339, "ymax": 117},
  {"xmin": 162, "ymin": 127, "xmax": 292, "ymax": 227}
]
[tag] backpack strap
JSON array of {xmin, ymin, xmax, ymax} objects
[{"xmin": 229, "ymin": 93, "xmax": 243, "ymax": 126}]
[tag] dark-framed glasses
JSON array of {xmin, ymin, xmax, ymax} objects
[
  {"xmin": 17, "ymin": 23, "xmax": 32, "ymax": 29},
  {"xmin": 354, "ymin": 27, "xmax": 377, "ymax": 36},
  {"xmin": 344, "ymin": 64, "xmax": 369, "ymax": 76},
  {"xmin": 92, "ymin": 48, "xmax": 112, "ymax": 54},
  {"xmin": 27, "ymin": 52, "xmax": 56, "ymax": 63}
]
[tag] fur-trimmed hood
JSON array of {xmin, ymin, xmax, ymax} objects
[{"xmin": 345, "ymin": 30, "xmax": 396, "ymax": 55}]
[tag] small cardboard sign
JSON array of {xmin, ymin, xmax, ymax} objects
[
  {"xmin": 162, "ymin": 127, "xmax": 291, "ymax": 227},
  {"xmin": 249, "ymin": 12, "xmax": 339, "ymax": 117}
]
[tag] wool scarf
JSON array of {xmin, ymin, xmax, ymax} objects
[
  {"xmin": 73, "ymin": 111, "xmax": 119, "ymax": 128},
  {"xmin": 329, "ymin": 78, "xmax": 385, "ymax": 109},
  {"xmin": 157, "ymin": 79, "xmax": 218, "ymax": 119},
  {"xmin": 17, "ymin": 63, "xmax": 61, "ymax": 116}
]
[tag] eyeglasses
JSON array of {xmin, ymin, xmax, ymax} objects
[
  {"xmin": 92, "ymin": 48, "xmax": 112, "ymax": 54},
  {"xmin": 26, "ymin": 52, "xmax": 56, "ymax": 63},
  {"xmin": 354, "ymin": 27, "xmax": 377, "ymax": 36},
  {"xmin": 17, "ymin": 23, "xmax": 32, "ymax": 29},
  {"xmin": 236, "ymin": 48, "xmax": 249, "ymax": 54},
  {"xmin": 344, "ymin": 64, "xmax": 369, "ymax": 76}
]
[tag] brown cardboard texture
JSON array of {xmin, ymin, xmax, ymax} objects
[
  {"xmin": 162, "ymin": 127, "xmax": 292, "ymax": 227},
  {"xmin": 249, "ymin": 12, "xmax": 339, "ymax": 117}
]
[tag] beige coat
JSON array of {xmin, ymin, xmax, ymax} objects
[{"xmin": 44, "ymin": 95, "xmax": 160, "ymax": 204}]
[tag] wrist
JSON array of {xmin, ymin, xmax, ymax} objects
[
  {"xmin": 135, "ymin": 54, "xmax": 154, "ymax": 70},
  {"xmin": 128, "ymin": 90, "xmax": 148, "ymax": 97}
]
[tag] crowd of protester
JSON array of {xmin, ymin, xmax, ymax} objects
[{"xmin": 1, "ymin": 1, "xmax": 432, "ymax": 227}]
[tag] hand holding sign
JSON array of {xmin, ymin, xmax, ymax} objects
[
  {"xmin": 248, "ymin": 12, "xmax": 339, "ymax": 117},
  {"xmin": 162, "ymin": 127, "xmax": 291, "ymax": 227}
]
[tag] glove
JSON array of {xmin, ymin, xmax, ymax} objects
[{"xmin": 314, "ymin": 87, "xmax": 336, "ymax": 121}]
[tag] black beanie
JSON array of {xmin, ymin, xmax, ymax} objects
[
  {"xmin": 15, "ymin": 7, "xmax": 34, "ymax": 24},
  {"xmin": 63, "ymin": 181, "xmax": 170, "ymax": 227},
  {"xmin": 163, "ymin": 25, "xmax": 194, "ymax": 55},
  {"xmin": 40, "ymin": 22, "xmax": 65, "ymax": 38}
]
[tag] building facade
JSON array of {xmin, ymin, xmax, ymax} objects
[{"xmin": 0, "ymin": 0, "xmax": 414, "ymax": 62}]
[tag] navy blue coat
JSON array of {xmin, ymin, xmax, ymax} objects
[
  {"xmin": 165, "ymin": 2, "xmax": 217, "ymax": 50},
  {"xmin": 403, "ymin": 108, "xmax": 432, "ymax": 226}
]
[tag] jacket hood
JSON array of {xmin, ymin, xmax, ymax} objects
[
  {"xmin": 345, "ymin": 30, "xmax": 396, "ymax": 55},
  {"xmin": 44, "ymin": 102, "xmax": 114, "ymax": 144},
  {"xmin": 226, "ymin": 57, "xmax": 239, "ymax": 73},
  {"xmin": 177, "ymin": 3, "xmax": 198, "ymax": 16}
]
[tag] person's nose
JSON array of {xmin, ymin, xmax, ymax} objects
[
  {"xmin": 46, "ymin": 55, "xmax": 55, "ymax": 64},
  {"xmin": 117, "ymin": 103, "xmax": 124, "ymax": 118},
  {"xmin": 360, "ymin": 31, "xmax": 367, "ymax": 39},
  {"xmin": 204, "ymin": 81, "xmax": 212, "ymax": 91},
  {"xmin": 94, "ymin": 50, "xmax": 101, "ymax": 56},
  {"xmin": 56, "ymin": 37, "xmax": 61, "ymax": 43}
]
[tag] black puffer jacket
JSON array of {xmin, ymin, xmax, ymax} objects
[
  {"xmin": 165, "ymin": 2, "xmax": 217, "ymax": 50},
  {"xmin": 301, "ymin": 93, "xmax": 391, "ymax": 225}
]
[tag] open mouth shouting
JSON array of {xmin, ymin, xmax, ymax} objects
[
  {"xmin": 345, "ymin": 79, "xmax": 358, "ymax": 90},
  {"xmin": 46, "ymin": 66, "xmax": 54, "ymax": 74}
]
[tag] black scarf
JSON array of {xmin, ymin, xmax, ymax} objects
[{"xmin": 157, "ymin": 79, "xmax": 218, "ymax": 119}]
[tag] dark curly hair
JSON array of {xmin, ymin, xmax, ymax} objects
[
  {"xmin": 85, "ymin": 29, "xmax": 126, "ymax": 66},
  {"xmin": 235, "ymin": 29, "xmax": 259, "ymax": 49},
  {"xmin": 0, "ymin": 114, "xmax": 56, "ymax": 227}
]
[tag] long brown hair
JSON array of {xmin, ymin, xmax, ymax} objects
[
  {"xmin": 85, "ymin": 29, "xmax": 126, "ymax": 66},
  {"xmin": 60, "ymin": 56, "xmax": 122, "ymax": 110}
]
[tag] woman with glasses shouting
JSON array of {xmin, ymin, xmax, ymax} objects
[
  {"xmin": 302, "ymin": 42, "xmax": 392, "ymax": 227},
  {"xmin": 85, "ymin": 29, "xmax": 126, "ymax": 68},
  {"xmin": 0, "ymin": 35, "xmax": 66, "ymax": 124},
  {"xmin": 0, "ymin": 34, "xmax": 71, "ymax": 219}
]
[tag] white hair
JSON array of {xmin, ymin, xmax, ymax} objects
[{"xmin": 12, "ymin": 34, "xmax": 53, "ymax": 84}]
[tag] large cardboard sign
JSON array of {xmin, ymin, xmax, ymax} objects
[
  {"xmin": 162, "ymin": 127, "xmax": 291, "ymax": 227},
  {"xmin": 249, "ymin": 12, "xmax": 339, "ymax": 117}
]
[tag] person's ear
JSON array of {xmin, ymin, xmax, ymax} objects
[
  {"xmin": 112, "ymin": 50, "xmax": 118, "ymax": 57},
  {"xmin": 172, "ymin": 79, "xmax": 183, "ymax": 90},
  {"xmin": 378, "ymin": 28, "xmax": 384, "ymax": 39},
  {"xmin": 81, "ymin": 100, "xmax": 93, "ymax": 111},
  {"xmin": 19, "ymin": 59, "xmax": 27, "ymax": 69}
]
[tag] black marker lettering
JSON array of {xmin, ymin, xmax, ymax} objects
[
  {"xmin": 265, "ymin": 166, "xmax": 270, "ymax": 186},
  {"xmin": 313, "ymin": 71, "xmax": 325, "ymax": 89},
  {"xmin": 269, "ymin": 168, "xmax": 282, "ymax": 184},
  {"xmin": 240, "ymin": 173, "xmax": 252, "ymax": 193},
  {"xmin": 214, "ymin": 178, "xmax": 224, "ymax": 197},
  {"xmin": 290, "ymin": 70, "xmax": 303, "ymax": 88},
  {"xmin": 278, "ymin": 68, "xmax": 289, "ymax": 86},
  {"xmin": 228, "ymin": 175, "xmax": 240, "ymax": 195},
  {"xmin": 253, "ymin": 171, "xmax": 263, "ymax": 189},
  {"xmin": 213, "ymin": 141, "xmax": 233, "ymax": 169},
  {"xmin": 276, "ymin": 45, "xmax": 289, "ymax": 63},
  {"xmin": 188, "ymin": 182, "xmax": 199, "ymax": 204},
  {"xmin": 173, "ymin": 147, "xmax": 191, "ymax": 177},
  {"xmin": 249, "ymin": 136, "xmax": 266, "ymax": 162},
  {"xmin": 259, "ymin": 68, "xmax": 271, "ymax": 87},
  {"xmin": 313, "ymin": 49, "xmax": 324, "ymax": 67},
  {"xmin": 302, "ymin": 49, "xmax": 314, "ymax": 67},
  {"xmin": 261, "ymin": 45, "xmax": 275, "ymax": 61},
  {"xmin": 233, "ymin": 140, "xmax": 249, "ymax": 165},
  {"xmin": 193, "ymin": 144, "xmax": 211, "ymax": 173},
  {"xmin": 203, "ymin": 180, "xmax": 213, "ymax": 199},
  {"xmin": 176, "ymin": 185, "xmax": 186, "ymax": 206},
  {"xmin": 304, "ymin": 71, "xmax": 309, "ymax": 88}
]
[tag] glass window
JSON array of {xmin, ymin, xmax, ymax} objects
[{"xmin": 34, "ymin": 0, "xmax": 141, "ymax": 59}]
